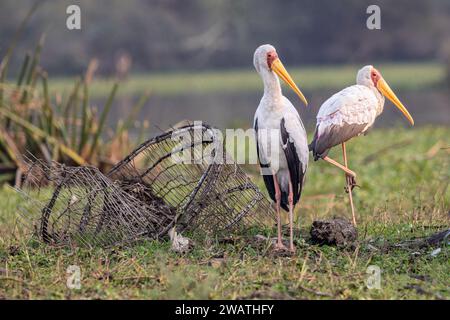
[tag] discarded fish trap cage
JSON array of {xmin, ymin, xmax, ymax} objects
[
  {"xmin": 16, "ymin": 158, "xmax": 178, "ymax": 247},
  {"xmin": 108, "ymin": 123, "xmax": 275, "ymax": 236},
  {"xmin": 16, "ymin": 124, "xmax": 275, "ymax": 247}
]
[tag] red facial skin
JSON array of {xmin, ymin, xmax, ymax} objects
[
  {"xmin": 267, "ymin": 51, "xmax": 278, "ymax": 70},
  {"xmin": 371, "ymin": 68, "xmax": 382, "ymax": 87}
]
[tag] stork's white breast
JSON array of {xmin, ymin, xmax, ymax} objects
[
  {"xmin": 254, "ymin": 96, "xmax": 309, "ymax": 172},
  {"xmin": 316, "ymin": 85, "xmax": 384, "ymax": 135}
]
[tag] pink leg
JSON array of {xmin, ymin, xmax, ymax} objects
[
  {"xmin": 273, "ymin": 174, "xmax": 287, "ymax": 251},
  {"xmin": 342, "ymin": 143, "xmax": 357, "ymax": 226},
  {"xmin": 288, "ymin": 179, "xmax": 296, "ymax": 253}
]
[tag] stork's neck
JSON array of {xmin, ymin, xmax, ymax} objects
[
  {"xmin": 369, "ymin": 85, "xmax": 385, "ymax": 116},
  {"xmin": 261, "ymin": 70, "xmax": 283, "ymax": 107}
]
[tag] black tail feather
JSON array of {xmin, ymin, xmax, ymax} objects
[
  {"xmin": 280, "ymin": 191, "xmax": 289, "ymax": 212},
  {"xmin": 309, "ymin": 129, "xmax": 322, "ymax": 161}
]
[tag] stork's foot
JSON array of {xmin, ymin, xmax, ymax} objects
[
  {"xmin": 344, "ymin": 175, "xmax": 358, "ymax": 193},
  {"xmin": 289, "ymin": 245, "xmax": 296, "ymax": 254},
  {"xmin": 272, "ymin": 242, "xmax": 294, "ymax": 257},
  {"xmin": 274, "ymin": 242, "xmax": 289, "ymax": 252}
]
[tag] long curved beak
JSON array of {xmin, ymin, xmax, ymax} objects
[
  {"xmin": 377, "ymin": 77, "xmax": 414, "ymax": 125},
  {"xmin": 271, "ymin": 58, "xmax": 308, "ymax": 106}
]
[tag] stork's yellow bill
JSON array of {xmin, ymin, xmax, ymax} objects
[
  {"xmin": 376, "ymin": 77, "xmax": 414, "ymax": 126},
  {"xmin": 271, "ymin": 58, "xmax": 308, "ymax": 106}
]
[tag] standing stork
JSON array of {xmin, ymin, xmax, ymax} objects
[
  {"xmin": 253, "ymin": 44, "xmax": 309, "ymax": 252},
  {"xmin": 309, "ymin": 65, "xmax": 414, "ymax": 226}
]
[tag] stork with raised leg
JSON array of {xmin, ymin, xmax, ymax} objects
[
  {"xmin": 309, "ymin": 65, "xmax": 414, "ymax": 226},
  {"xmin": 253, "ymin": 44, "xmax": 309, "ymax": 252}
]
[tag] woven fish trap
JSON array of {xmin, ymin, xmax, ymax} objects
[
  {"xmin": 108, "ymin": 123, "xmax": 275, "ymax": 236},
  {"xmin": 16, "ymin": 158, "xmax": 178, "ymax": 247},
  {"xmin": 15, "ymin": 123, "xmax": 275, "ymax": 247}
]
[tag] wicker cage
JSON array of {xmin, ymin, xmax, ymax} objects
[{"xmin": 15, "ymin": 123, "xmax": 275, "ymax": 247}]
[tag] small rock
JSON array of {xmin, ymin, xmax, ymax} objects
[
  {"xmin": 254, "ymin": 234, "xmax": 269, "ymax": 242},
  {"xmin": 430, "ymin": 248, "xmax": 441, "ymax": 257},
  {"xmin": 168, "ymin": 227, "xmax": 192, "ymax": 254},
  {"xmin": 366, "ymin": 244, "xmax": 379, "ymax": 252}
]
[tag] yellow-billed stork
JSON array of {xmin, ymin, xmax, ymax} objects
[
  {"xmin": 253, "ymin": 44, "xmax": 309, "ymax": 252},
  {"xmin": 309, "ymin": 65, "xmax": 414, "ymax": 226}
]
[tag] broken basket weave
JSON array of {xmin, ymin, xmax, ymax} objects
[{"xmin": 16, "ymin": 123, "xmax": 275, "ymax": 247}]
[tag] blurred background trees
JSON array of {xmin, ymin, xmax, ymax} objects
[{"xmin": 1, "ymin": 0, "xmax": 449, "ymax": 76}]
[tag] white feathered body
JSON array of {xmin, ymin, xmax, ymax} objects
[
  {"xmin": 317, "ymin": 85, "xmax": 384, "ymax": 133},
  {"xmin": 254, "ymin": 94, "xmax": 309, "ymax": 197},
  {"xmin": 311, "ymin": 84, "xmax": 385, "ymax": 159}
]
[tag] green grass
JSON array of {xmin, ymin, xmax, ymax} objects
[
  {"xmin": 48, "ymin": 62, "xmax": 445, "ymax": 98},
  {"xmin": 0, "ymin": 126, "xmax": 449, "ymax": 299}
]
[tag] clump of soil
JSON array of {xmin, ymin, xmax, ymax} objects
[{"xmin": 310, "ymin": 218, "xmax": 357, "ymax": 246}]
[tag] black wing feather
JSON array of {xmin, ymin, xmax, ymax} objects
[
  {"xmin": 280, "ymin": 118, "xmax": 304, "ymax": 210},
  {"xmin": 309, "ymin": 123, "xmax": 367, "ymax": 161}
]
